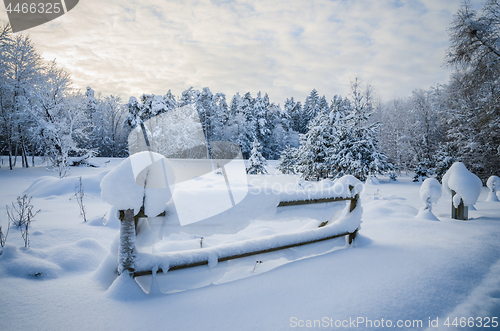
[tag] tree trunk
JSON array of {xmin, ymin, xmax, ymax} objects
[
  {"xmin": 13, "ymin": 141, "xmax": 18, "ymax": 167},
  {"xmin": 8, "ymin": 140, "xmax": 12, "ymax": 170}
]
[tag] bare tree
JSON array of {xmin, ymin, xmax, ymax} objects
[
  {"xmin": 446, "ymin": 0, "xmax": 500, "ymax": 84},
  {"xmin": 444, "ymin": 0, "xmax": 500, "ymax": 181}
]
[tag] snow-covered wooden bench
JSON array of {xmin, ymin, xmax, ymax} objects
[
  {"xmin": 129, "ymin": 200, "xmax": 360, "ymax": 277},
  {"xmin": 100, "ymin": 152, "xmax": 362, "ymax": 279},
  {"xmin": 129, "ymin": 180, "xmax": 361, "ymax": 278}
]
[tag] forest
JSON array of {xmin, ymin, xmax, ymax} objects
[{"xmin": 0, "ymin": 1, "xmax": 498, "ymax": 182}]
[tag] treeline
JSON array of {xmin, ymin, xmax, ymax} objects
[
  {"xmin": 375, "ymin": 0, "xmax": 500, "ymax": 182},
  {"xmin": 125, "ymin": 87, "xmax": 334, "ymax": 160}
]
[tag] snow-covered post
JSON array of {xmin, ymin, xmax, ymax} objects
[
  {"xmin": 417, "ymin": 178, "xmax": 441, "ymax": 221},
  {"xmin": 486, "ymin": 176, "xmax": 500, "ymax": 202},
  {"xmin": 442, "ymin": 162, "xmax": 482, "ymax": 220},
  {"xmin": 118, "ymin": 209, "xmax": 137, "ymax": 275},
  {"xmin": 100, "ymin": 152, "xmax": 173, "ymax": 277}
]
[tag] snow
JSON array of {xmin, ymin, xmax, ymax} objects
[
  {"xmin": 280, "ymin": 175, "xmax": 362, "ymax": 202},
  {"xmin": 25, "ymin": 171, "xmax": 107, "ymax": 197},
  {"xmin": 419, "ymin": 178, "xmax": 442, "ymax": 206},
  {"xmin": 417, "ymin": 178, "xmax": 441, "ymax": 220},
  {"xmin": 1, "ymin": 238, "xmax": 107, "ymax": 279},
  {"xmin": 133, "ymin": 204, "xmax": 361, "ymax": 275},
  {"xmin": 100, "ymin": 152, "xmax": 174, "ymax": 216},
  {"xmin": 1, "ymin": 159, "xmax": 500, "ymax": 331},
  {"xmin": 441, "ymin": 162, "xmax": 482, "ymax": 207},
  {"xmin": 486, "ymin": 175, "xmax": 500, "ymax": 202}
]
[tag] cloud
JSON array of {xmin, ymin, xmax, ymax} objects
[{"xmin": 0, "ymin": 0, "xmax": 481, "ymax": 104}]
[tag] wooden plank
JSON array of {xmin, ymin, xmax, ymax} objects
[
  {"xmin": 133, "ymin": 229, "xmax": 356, "ymax": 277},
  {"xmin": 277, "ymin": 196, "xmax": 354, "ymax": 207}
]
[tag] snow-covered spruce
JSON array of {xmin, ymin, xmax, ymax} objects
[
  {"xmin": 295, "ymin": 83, "xmax": 391, "ymax": 181},
  {"xmin": 276, "ymin": 146, "xmax": 298, "ymax": 174},
  {"xmin": 486, "ymin": 176, "xmax": 500, "ymax": 202},
  {"xmin": 416, "ymin": 178, "xmax": 442, "ymax": 221},
  {"xmin": 413, "ymin": 159, "xmax": 432, "ymax": 182},
  {"xmin": 246, "ymin": 141, "xmax": 268, "ymax": 174},
  {"xmin": 442, "ymin": 162, "xmax": 482, "ymax": 208}
]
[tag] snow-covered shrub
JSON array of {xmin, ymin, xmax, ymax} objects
[
  {"xmin": 486, "ymin": 175, "xmax": 500, "ymax": 202},
  {"xmin": 442, "ymin": 162, "xmax": 482, "ymax": 208},
  {"xmin": 416, "ymin": 178, "xmax": 442, "ymax": 221},
  {"xmin": 246, "ymin": 141, "xmax": 268, "ymax": 175}
]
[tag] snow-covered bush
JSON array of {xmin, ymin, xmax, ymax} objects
[
  {"xmin": 442, "ymin": 162, "xmax": 482, "ymax": 208},
  {"xmin": 486, "ymin": 175, "xmax": 500, "ymax": 202},
  {"xmin": 246, "ymin": 141, "xmax": 268, "ymax": 175},
  {"xmin": 416, "ymin": 178, "xmax": 441, "ymax": 221}
]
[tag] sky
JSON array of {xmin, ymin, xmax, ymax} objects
[{"xmin": 0, "ymin": 0, "xmax": 485, "ymax": 105}]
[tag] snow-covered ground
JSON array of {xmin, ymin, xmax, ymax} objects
[{"xmin": 0, "ymin": 158, "xmax": 499, "ymax": 331}]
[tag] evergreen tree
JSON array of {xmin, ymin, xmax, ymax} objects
[
  {"xmin": 276, "ymin": 145, "xmax": 298, "ymax": 174},
  {"xmin": 211, "ymin": 92, "xmax": 228, "ymax": 141},
  {"xmin": 413, "ymin": 158, "xmax": 432, "ymax": 182},
  {"xmin": 246, "ymin": 140, "xmax": 268, "ymax": 174},
  {"xmin": 296, "ymin": 107, "xmax": 334, "ymax": 180},
  {"xmin": 252, "ymin": 91, "xmax": 269, "ymax": 145},
  {"xmin": 178, "ymin": 87, "xmax": 198, "ymax": 107},
  {"xmin": 326, "ymin": 81, "xmax": 392, "ymax": 181},
  {"xmin": 301, "ymin": 89, "xmax": 320, "ymax": 133},
  {"xmin": 433, "ymin": 143, "xmax": 457, "ymax": 182}
]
